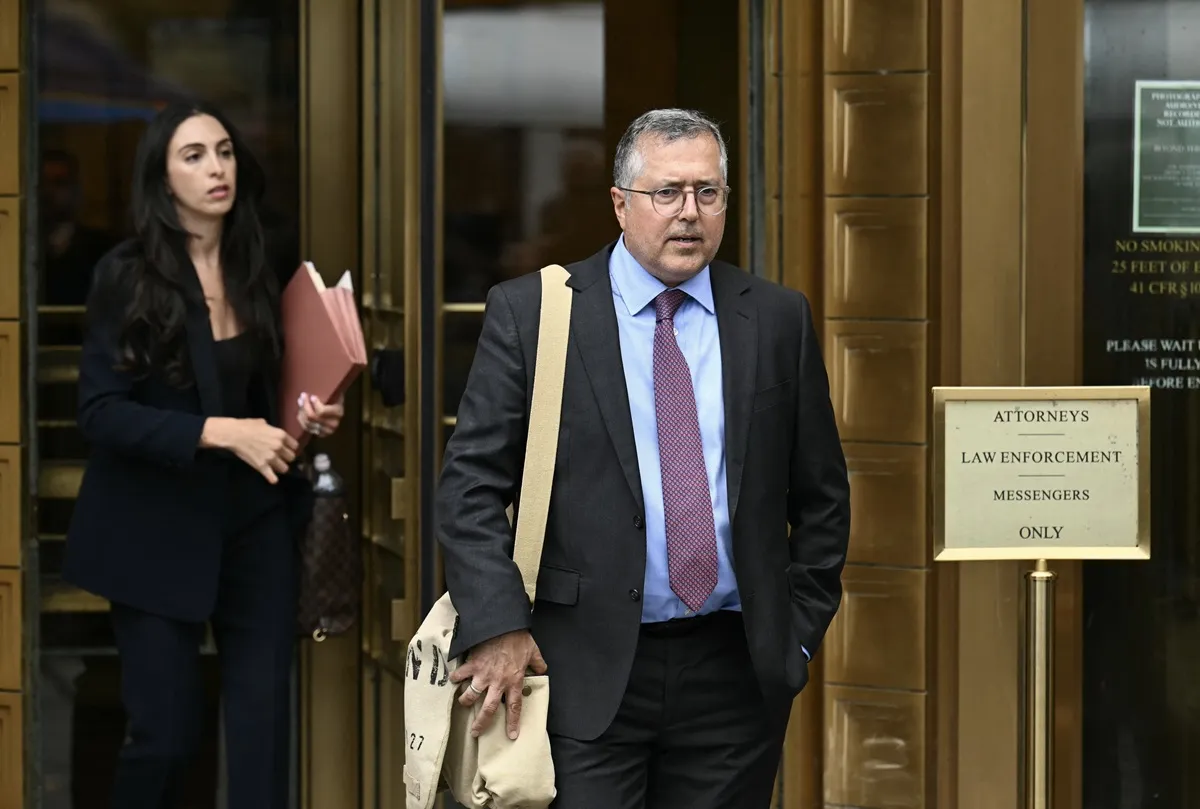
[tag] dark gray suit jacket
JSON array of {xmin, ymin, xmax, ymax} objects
[{"xmin": 436, "ymin": 242, "xmax": 850, "ymax": 741}]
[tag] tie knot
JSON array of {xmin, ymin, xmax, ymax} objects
[{"xmin": 653, "ymin": 289, "xmax": 688, "ymax": 322}]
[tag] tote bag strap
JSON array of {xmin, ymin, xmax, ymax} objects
[{"xmin": 511, "ymin": 264, "xmax": 573, "ymax": 603}]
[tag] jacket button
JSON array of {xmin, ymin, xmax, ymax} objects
[
  {"xmin": 629, "ymin": 589, "xmax": 641, "ymax": 602},
  {"xmin": 633, "ymin": 515, "xmax": 644, "ymax": 530}
]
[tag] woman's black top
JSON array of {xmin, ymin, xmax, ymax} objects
[
  {"xmin": 213, "ymin": 330, "xmax": 285, "ymax": 530},
  {"xmin": 213, "ymin": 331, "xmax": 257, "ymax": 418}
]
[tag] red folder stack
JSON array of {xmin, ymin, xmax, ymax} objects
[{"xmin": 279, "ymin": 261, "xmax": 368, "ymax": 446}]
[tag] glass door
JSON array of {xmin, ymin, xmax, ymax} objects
[
  {"xmin": 359, "ymin": 1, "xmax": 756, "ymax": 806},
  {"xmin": 27, "ymin": 2, "xmax": 358, "ymax": 807},
  {"xmin": 1081, "ymin": 0, "xmax": 1200, "ymax": 804}
]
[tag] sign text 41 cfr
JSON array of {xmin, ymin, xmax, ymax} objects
[{"xmin": 932, "ymin": 386, "xmax": 1151, "ymax": 561}]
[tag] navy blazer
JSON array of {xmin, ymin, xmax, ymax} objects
[{"xmin": 62, "ymin": 239, "xmax": 313, "ymax": 623}]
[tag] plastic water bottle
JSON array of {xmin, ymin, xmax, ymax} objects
[{"xmin": 313, "ymin": 453, "xmax": 343, "ymax": 496}]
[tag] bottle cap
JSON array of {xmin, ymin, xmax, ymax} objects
[{"xmin": 314, "ymin": 453, "xmax": 331, "ymax": 472}]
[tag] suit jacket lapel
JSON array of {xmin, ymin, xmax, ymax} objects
[
  {"xmin": 711, "ymin": 262, "xmax": 756, "ymax": 522},
  {"xmin": 566, "ymin": 245, "xmax": 645, "ymax": 512}
]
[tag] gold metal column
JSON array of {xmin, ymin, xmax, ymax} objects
[
  {"xmin": 0, "ymin": 0, "xmax": 23, "ymax": 804},
  {"xmin": 773, "ymin": 0, "xmax": 936, "ymax": 806},
  {"xmin": 297, "ymin": 1, "xmax": 362, "ymax": 807},
  {"xmin": 1025, "ymin": 560, "xmax": 1057, "ymax": 809},
  {"xmin": 358, "ymin": 0, "xmax": 427, "ymax": 805},
  {"xmin": 944, "ymin": 0, "xmax": 1087, "ymax": 805},
  {"xmin": 943, "ymin": 0, "xmax": 1026, "ymax": 804},
  {"xmin": 1024, "ymin": 2, "xmax": 1085, "ymax": 807}
]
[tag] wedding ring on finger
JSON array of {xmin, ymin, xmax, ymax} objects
[{"xmin": 468, "ymin": 682, "xmax": 485, "ymax": 696}]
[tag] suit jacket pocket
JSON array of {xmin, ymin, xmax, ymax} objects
[
  {"xmin": 534, "ymin": 565, "xmax": 580, "ymax": 606},
  {"xmin": 753, "ymin": 378, "xmax": 794, "ymax": 413}
]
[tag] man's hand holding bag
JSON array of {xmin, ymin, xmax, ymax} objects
[{"xmin": 450, "ymin": 630, "xmax": 548, "ymax": 739}]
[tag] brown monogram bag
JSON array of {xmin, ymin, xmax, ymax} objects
[{"xmin": 296, "ymin": 453, "xmax": 362, "ymax": 641}]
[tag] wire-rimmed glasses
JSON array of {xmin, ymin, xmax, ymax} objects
[{"xmin": 617, "ymin": 185, "xmax": 731, "ymax": 217}]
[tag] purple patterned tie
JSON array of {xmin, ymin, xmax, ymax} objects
[{"xmin": 653, "ymin": 289, "xmax": 718, "ymax": 613}]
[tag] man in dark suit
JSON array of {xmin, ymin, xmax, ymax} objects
[{"xmin": 436, "ymin": 108, "xmax": 850, "ymax": 808}]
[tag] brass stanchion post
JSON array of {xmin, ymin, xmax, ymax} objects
[{"xmin": 1025, "ymin": 558, "xmax": 1056, "ymax": 809}]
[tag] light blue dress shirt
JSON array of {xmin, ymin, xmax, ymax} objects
[{"xmin": 608, "ymin": 237, "xmax": 741, "ymax": 623}]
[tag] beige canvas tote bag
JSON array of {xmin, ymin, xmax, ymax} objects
[{"xmin": 403, "ymin": 264, "xmax": 571, "ymax": 809}]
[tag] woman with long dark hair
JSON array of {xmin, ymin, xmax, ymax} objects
[{"xmin": 62, "ymin": 100, "xmax": 343, "ymax": 808}]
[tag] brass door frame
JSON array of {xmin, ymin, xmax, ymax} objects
[
  {"xmin": 296, "ymin": 1, "xmax": 365, "ymax": 807},
  {"xmin": 945, "ymin": 0, "xmax": 1085, "ymax": 807},
  {"xmin": 357, "ymin": 0, "xmax": 429, "ymax": 806},
  {"xmin": 417, "ymin": 0, "xmax": 445, "ymax": 622},
  {"xmin": 1024, "ymin": 1, "xmax": 1085, "ymax": 804},
  {"xmin": 1, "ymin": 0, "xmax": 25, "ymax": 805}
]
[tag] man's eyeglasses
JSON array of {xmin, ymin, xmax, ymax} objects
[{"xmin": 617, "ymin": 185, "xmax": 730, "ymax": 217}]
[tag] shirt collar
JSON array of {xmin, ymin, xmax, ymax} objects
[{"xmin": 609, "ymin": 235, "xmax": 715, "ymax": 317}]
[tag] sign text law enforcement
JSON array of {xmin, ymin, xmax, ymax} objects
[{"xmin": 932, "ymin": 387, "xmax": 1151, "ymax": 561}]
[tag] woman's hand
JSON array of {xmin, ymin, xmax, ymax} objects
[
  {"xmin": 297, "ymin": 392, "xmax": 344, "ymax": 438},
  {"xmin": 200, "ymin": 417, "xmax": 299, "ymax": 483}
]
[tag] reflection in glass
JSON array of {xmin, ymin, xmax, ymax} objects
[
  {"xmin": 442, "ymin": 2, "xmax": 609, "ymax": 305},
  {"xmin": 34, "ymin": 0, "xmax": 299, "ymax": 804},
  {"xmin": 439, "ymin": 0, "xmax": 743, "ymax": 418}
]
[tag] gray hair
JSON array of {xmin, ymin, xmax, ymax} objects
[{"xmin": 612, "ymin": 108, "xmax": 728, "ymax": 189}]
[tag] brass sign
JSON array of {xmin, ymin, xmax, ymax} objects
[{"xmin": 932, "ymin": 386, "xmax": 1151, "ymax": 561}]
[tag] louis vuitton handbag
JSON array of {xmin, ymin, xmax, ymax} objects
[
  {"xmin": 295, "ymin": 452, "xmax": 361, "ymax": 641},
  {"xmin": 403, "ymin": 265, "xmax": 571, "ymax": 809}
]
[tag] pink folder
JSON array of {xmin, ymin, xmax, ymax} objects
[{"xmin": 278, "ymin": 262, "xmax": 368, "ymax": 447}]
